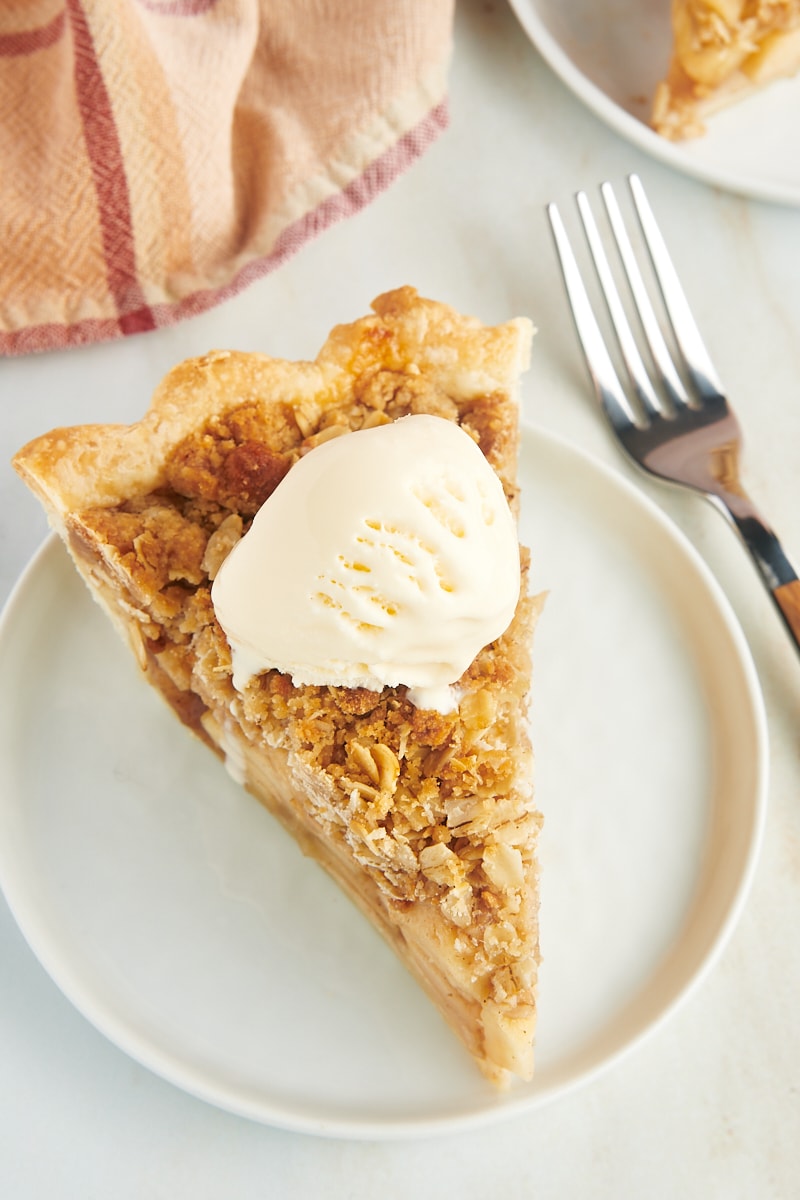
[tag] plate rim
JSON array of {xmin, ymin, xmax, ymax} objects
[
  {"xmin": 0, "ymin": 424, "xmax": 769, "ymax": 1139},
  {"xmin": 507, "ymin": 0, "xmax": 800, "ymax": 208}
]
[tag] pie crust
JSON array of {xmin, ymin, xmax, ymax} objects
[
  {"xmin": 14, "ymin": 287, "xmax": 543, "ymax": 1087},
  {"xmin": 652, "ymin": 0, "xmax": 800, "ymax": 139}
]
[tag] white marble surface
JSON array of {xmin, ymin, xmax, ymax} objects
[{"xmin": 2, "ymin": 1, "xmax": 800, "ymax": 1194}]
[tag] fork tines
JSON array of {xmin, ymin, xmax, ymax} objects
[{"xmin": 546, "ymin": 174, "xmax": 724, "ymax": 433}]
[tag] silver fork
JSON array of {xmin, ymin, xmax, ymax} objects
[{"xmin": 547, "ymin": 173, "xmax": 800, "ymax": 656}]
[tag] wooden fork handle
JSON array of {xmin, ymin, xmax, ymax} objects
[
  {"xmin": 774, "ymin": 579, "xmax": 800, "ymax": 650},
  {"xmin": 726, "ymin": 506, "xmax": 800, "ymax": 656}
]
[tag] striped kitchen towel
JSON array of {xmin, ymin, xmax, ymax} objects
[{"xmin": 0, "ymin": 0, "xmax": 454, "ymax": 356}]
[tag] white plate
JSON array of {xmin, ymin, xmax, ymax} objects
[
  {"xmin": 0, "ymin": 427, "xmax": 767, "ymax": 1139},
  {"xmin": 509, "ymin": 0, "xmax": 800, "ymax": 207}
]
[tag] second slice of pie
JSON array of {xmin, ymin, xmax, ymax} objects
[
  {"xmin": 13, "ymin": 287, "xmax": 544, "ymax": 1087},
  {"xmin": 652, "ymin": 0, "xmax": 800, "ymax": 139}
]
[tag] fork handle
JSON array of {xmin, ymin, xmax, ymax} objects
[
  {"xmin": 724, "ymin": 505, "xmax": 800, "ymax": 654},
  {"xmin": 774, "ymin": 580, "xmax": 800, "ymax": 648}
]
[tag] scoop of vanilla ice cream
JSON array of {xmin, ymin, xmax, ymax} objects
[{"xmin": 211, "ymin": 413, "xmax": 521, "ymax": 712}]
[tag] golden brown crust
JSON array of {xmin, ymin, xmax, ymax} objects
[
  {"xmin": 13, "ymin": 287, "xmax": 532, "ymax": 516},
  {"xmin": 13, "ymin": 288, "xmax": 541, "ymax": 1087}
]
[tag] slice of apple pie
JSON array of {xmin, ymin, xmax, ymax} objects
[
  {"xmin": 13, "ymin": 287, "xmax": 544, "ymax": 1087},
  {"xmin": 652, "ymin": 0, "xmax": 800, "ymax": 139}
]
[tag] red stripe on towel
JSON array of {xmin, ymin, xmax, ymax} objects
[
  {"xmin": 0, "ymin": 9, "xmax": 66, "ymax": 57},
  {"xmin": 66, "ymin": 0, "xmax": 155, "ymax": 335},
  {"xmin": 133, "ymin": 1, "xmax": 220, "ymax": 14}
]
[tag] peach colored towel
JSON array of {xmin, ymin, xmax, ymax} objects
[{"xmin": 0, "ymin": 0, "xmax": 453, "ymax": 356}]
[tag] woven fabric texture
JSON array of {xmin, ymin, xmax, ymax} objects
[{"xmin": 0, "ymin": 0, "xmax": 453, "ymax": 355}]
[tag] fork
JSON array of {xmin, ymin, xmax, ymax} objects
[{"xmin": 547, "ymin": 173, "xmax": 800, "ymax": 656}]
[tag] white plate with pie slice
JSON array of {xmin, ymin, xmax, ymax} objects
[
  {"xmin": 509, "ymin": 0, "xmax": 800, "ymax": 207},
  {"xmin": 0, "ymin": 426, "xmax": 766, "ymax": 1138}
]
